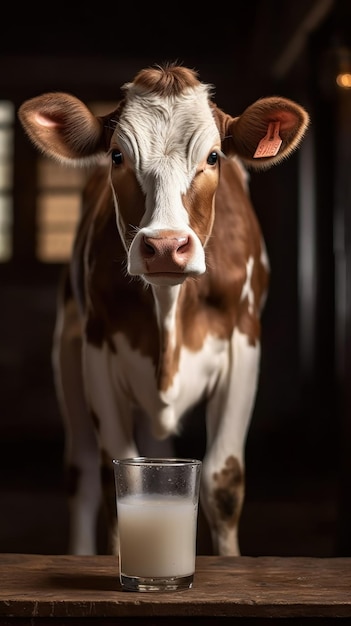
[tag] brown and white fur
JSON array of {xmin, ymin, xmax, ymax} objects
[{"xmin": 18, "ymin": 63, "xmax": 309, "ymax": 556}]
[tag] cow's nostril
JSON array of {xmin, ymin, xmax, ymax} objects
[
  {"xmin": 175, "ymin": 236, "xmax": 188, "ymax": 252},
  {"xmin": 142, "ymin": 237, "xmax": 156, "ymax": 257}
]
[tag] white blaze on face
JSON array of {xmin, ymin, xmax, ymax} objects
[{"xmin": 113, "ymin": 83, "xmax": 220, "ymax": 277}]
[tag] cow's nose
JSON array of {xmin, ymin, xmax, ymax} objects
[{"xmin": 141, "ymin": 232, "xmax": 193, "ymax": 272}]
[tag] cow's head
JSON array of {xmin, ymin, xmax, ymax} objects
[{"xmin": 19, "ymin": 64, "xmax": 309, "ymax": 287}]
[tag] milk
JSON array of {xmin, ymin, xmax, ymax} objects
[{"xmin": 117, "ymin": 494, "xmax": 198, "ymax": 578}]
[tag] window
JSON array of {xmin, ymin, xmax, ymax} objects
[
  {"xmin": 36, "ymin": 160, "xmax": 86, "ymax": 262},
  {"xmin": 0, "ymin": 101, "xmax": 14, "ymax": 261},
  {"xmin": 3, "ymin": 99, "xmax": 115, "ymax": 265},
  {"xmin": 35, "ymin": 100, "xmax": 113, "ymax": 263}
]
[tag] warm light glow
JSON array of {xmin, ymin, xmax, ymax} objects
[
  {"xmin": 336, "ymin": 72, "xmax": 351, "ymax": 88},
  {"xmin": 0, "ymin": 101, "xmax": 13, "ymax": 260}
]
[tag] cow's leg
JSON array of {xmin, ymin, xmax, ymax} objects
[
  {"xmin": 134, "ymin": 407, "xmax": 175, "ymax": 457},
  {"xmin": 201, "ymin": 327, "xmax": 261, "ymax": 556},
  {"xmin": 52, "ymin": 294, "xmax": 102, "ymax": 555},
  {"xmin": 83, "ymin": 342, "xmax": 140, "ymax": 554}
]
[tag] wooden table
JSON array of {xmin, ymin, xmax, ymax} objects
[{"xmin": 1, "ymin": 553, "xmax": 351, "ymax": 624}]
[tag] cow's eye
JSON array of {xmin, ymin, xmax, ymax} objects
[
  {"xmin": 207, "ymin": 151, "xmax": 218, "ymax": 166},
  {"xmin": 111, "ymin": 150, "xmax": 123, "ymax": 166}
]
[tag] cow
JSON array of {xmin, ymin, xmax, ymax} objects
[{"xmin": 18, "ymin": 63, "xmax": 309, "ymax": 557}]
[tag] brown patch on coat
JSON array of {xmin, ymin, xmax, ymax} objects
[
  {"xmin": 185, "ymin": 155, "xmax": 218, "ymax": 248},
  {"xmin": 109, "ymin": 152, "xmax": 147, "ymax": 241},
  {"xmin": 131, "ymin": 64, "xmax": 202, "ymax": 98},
  {"xmin": 77, "ymin": 181, "xmax": 159, "ymax": 363},
  {"xmin": 175, "ymin": 157, "xmax": 268, "ymax": 355},
  {"xmin": 213, "ymin": 456, "xmax": 244, "ymax": 526}
]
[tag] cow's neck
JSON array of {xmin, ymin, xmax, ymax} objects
[{"xmin": 152, "ymin": 284, "xmax": 182, "ymax": 394}]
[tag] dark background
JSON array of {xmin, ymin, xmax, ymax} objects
[{"xmin": 1, "ymin": 0, "xmax": 351, "ymax": 556}]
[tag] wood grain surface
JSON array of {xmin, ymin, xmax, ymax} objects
[{"xmin": 0, "ymin": 554, "xmax": 350, "ymax": 622}]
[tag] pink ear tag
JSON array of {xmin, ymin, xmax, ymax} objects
[{"xmin": 253, "ymin": 121, "xmax": 282, "ymax": 158}]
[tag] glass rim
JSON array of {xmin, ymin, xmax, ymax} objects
[{"xmin": 112, "ymin": 457, "xmax": 202, "ymax": 467}]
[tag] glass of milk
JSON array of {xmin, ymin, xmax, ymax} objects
[{"xmin": 113, "ymin": 457, "xmax": 202, "ymax": 592}]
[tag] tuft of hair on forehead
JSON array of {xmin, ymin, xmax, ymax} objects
[{"xmin": 125, "ymin": 62, "xmax": 210, "ymax": 98}]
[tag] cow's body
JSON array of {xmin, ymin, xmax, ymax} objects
[{"xmin": 19, "ymin": 64, "xmax": 309, "ymax": 556}]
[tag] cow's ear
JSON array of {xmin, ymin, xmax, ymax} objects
[
  {"xmin": 215, "ymin": 97, "xmax": 309, "ymax": 170},
  {"xmin": 18, "ymin": 93, "xmax": 110, "ymax": 165}
]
